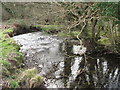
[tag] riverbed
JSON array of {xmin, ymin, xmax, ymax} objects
[{"xmin": 13, "ymin": 31, "xmax": 120, "ymax": 88}]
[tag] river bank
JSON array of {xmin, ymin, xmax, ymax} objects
[
  {"xmin": 12, "ymin": 29, "xmax": 120, "ymax": 88},
  {"xmin": 1, "ymin": 21, "xmax": 120, "ymax": 89},
  {"xmin": 0, "ymin": 24, "xmax": 44, "ymax": 89}
]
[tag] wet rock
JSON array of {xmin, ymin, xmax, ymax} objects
[{"xmin": 73, "ymin": 45, "xmax": 87, "ymax": 55}]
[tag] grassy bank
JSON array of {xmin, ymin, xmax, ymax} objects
[
  {"xmin": 0, "ymin": 28, "xmax": 22, "ymax": 88},
  {"xmin": 0, "ymin": 27, "xmax": 43, "ymax": 89}
]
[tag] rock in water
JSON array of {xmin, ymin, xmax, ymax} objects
[{"xmin": 73, "ymin": 45, "xmax": 87, "ymax": 55}]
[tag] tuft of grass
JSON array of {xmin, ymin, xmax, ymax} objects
[
  {"xmin": 19, "ymin": 67, "xmax": 43, "ymax": 88},
  {"xmin": 30, "ymin": 74, "xmax": 43, "ymax": 88},
  {"xmin": 20, "ymin": 67, "xmax": 38, "ymax": 81},
  {"xmin": 10, "ymin": 80, "xmax": 20, "ymax": 88},
  {"xmin": 2, "ymin": 66, "xmax": 11, "ymax": 77}
]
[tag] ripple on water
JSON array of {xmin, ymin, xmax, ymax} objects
[{"xmin": 13, "ymin": 32, "xmax": 120, "ymax": 88}]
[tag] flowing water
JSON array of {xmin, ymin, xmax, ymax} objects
[{"xmin": 13, "ymin": 31, "xmax": 120, "ymax": 89}]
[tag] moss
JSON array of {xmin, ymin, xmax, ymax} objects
[
  {"xmin": 57, "ymin": 31, "xmax": 79, "ymax": 38},
  {"xmin": 57, "ymin": 32, "xmax": 70, "ymax": 37},
  {"xmin": 69, "ymin": 31, "xmax": 80, "ymax": 38},
  {"xmin": 98, "ymin": 37, "xmax": 111, "ymax": 46},
  {"xmin": 35, "ymin": 25, "xmax": 61, "ymax": 31}
]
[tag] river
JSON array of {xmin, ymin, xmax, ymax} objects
[{"xmin": 13, "ymin": 31, "xmax": 120, "ymax": 89}]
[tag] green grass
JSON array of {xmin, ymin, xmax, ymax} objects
[
  {"xmin": 0, "ymin": 27, "xmax": 43, "ymax": 88},
  {"xmin": 35, "ymin": 25, "xmax": 61, "ymax": 31},
  {"xmin": 0, "ymin": 28, "xmax": 23, "ymax": 79},
  {"xmin": 10, "ymin": 80, "xmax": 20, "ymax": 88},
  {"xmin": 98, "ymin": 37, "xmax": 111, "ymax": 46},
  {"xmin": 0, "ymin": 59, "xmax": 11, "ymax": 67},
  {"xmin": 0, "ymin": 29, "xmax": 21, "ymax": 59},
  {"xmin": 57, "ymin": 31, "xmax": 80, "ymax": 38}
]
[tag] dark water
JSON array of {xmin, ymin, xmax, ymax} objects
[{"xmin": 13, "ymin": 32, "xmax": 120, "ymax": 88}]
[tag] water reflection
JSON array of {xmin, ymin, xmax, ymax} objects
[
  {"xmin": 48, "ymin": 41, "xmax": 120, "ymax": 89},
  {"xmin": 13, "ymin": 32, "xmax": 120, "ymax": 88},
  {"xmin": 69, "ymin": 55, "xmax": 120, "ymax": 89},
  {"xmin": 43, "ymin": 41, "xmax": 120, "ymax": 88}
]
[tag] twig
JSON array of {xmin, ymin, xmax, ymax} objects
[
  {"xmin": 76, "ymin": 19, "xmax": 87, "ymax": 46},
  {"xmin": 76, "ymin": 19, "xmax": 88, "ymax": 76}
]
